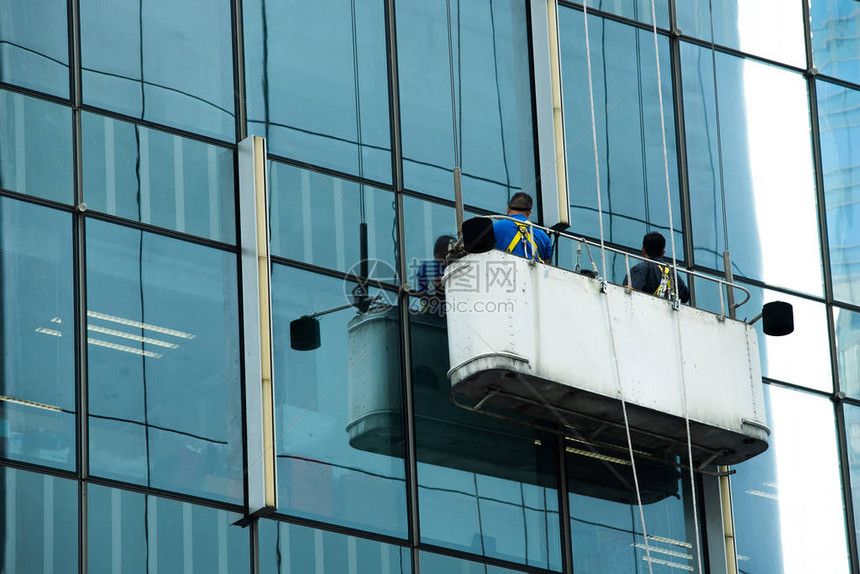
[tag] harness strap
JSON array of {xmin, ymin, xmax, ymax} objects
[{"xmin": 505, "ymin": 224, "xmax": 544, "ymax": 263}]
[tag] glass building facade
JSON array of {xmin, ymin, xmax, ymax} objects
[{"xmin": 0, "ymin": 0, "xmax": 858, "ymax": 572}]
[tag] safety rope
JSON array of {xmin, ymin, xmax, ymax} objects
[
  {"xmin": 581, "ymin": 2, "xmax": 655, "ymax": 571},
  {"xmin": 646, "ymin": 0, "xmax": 704, "ymax": 569}
]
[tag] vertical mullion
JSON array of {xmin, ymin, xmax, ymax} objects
[
  {"xmin": 385, "ymin": 2, "xmax": 418, "ymax": 572},
  {"xmin": 233, "ymin": 0, "xmax": 248, "ymax": 143},
  {"xmin": 70, "ymin": 0, "xmax": 88, "ymax": 572}
]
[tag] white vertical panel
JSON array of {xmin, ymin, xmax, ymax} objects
[
  {"xmin": 301, "ymin": 169, "xmax": 313, "ymax": 262},
  {"xmin": 148, "ymin": 497, "xmax": 158, "ymax": 574},
  {"xmin": 208, "ymin": 146, "xmax": 220, "ymax": 240},
  {"xmin": 334, "ymin": 179, "xmax": 346, "ymax": 270},
  {"xmin": 313, "ymin": 528, "xmax": 324, "ymax": 574},
  {"xmin": 112, "ymin": 488, "xmax": 123, "ymax": 573},
  {"xmin": 105, "ymin": 118, "xmax": 116, "ymax": 214},
  {"xmin": 530, "ymin": 0, "xmax": 569, "ymax": 229},
  {"xmin": 43, "ymin": 475, "xmax": 53, "ymax": 574},
  {"xmin": 139, "ymin": 128, "xmax": 152, "ymax": 224},
  {"xmin": 174, "ymin": 137, "xmax": 186, "ymax": 232},
  {"xmin": 239, "ymin": 136, "xmax": 278, "ymax": 514},
  {"xmin": 183, "ymin": 503, "xmax": 193, "ymax": 574}
]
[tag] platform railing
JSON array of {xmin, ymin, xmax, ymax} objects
[{"xmin": 462, "ymin": 215, "xmax": 751, "ymax": 319}]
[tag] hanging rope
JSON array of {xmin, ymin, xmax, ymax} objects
[
  {"xmin": 581, "ymin": 2, "xmax": 655, "ymax": 571},
  {"xmin": 646, "ymin": 0, "xmax": 704, "ymax": 570}
]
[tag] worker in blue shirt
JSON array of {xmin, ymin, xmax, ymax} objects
[{"xmin": 493, "ymin": 192, "xmax": 553, "ymax": 263}]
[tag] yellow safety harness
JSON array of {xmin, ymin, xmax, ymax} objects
[
  {"xmin": 505, "ymin": 223, "xmax": 544, "ymax": 263},
  {"xmin": 653, "ymin": 264, "xmax": 673, "ymax": 299}
]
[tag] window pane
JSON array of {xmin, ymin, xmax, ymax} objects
[
  {"xmin": 695, "ymin": 277, "xmax": 832, "ymax": 392},
  {"xmin": 80, "ymin": 0, "xmax": 235, "ymax": 140},
  {"xmin": 560, "ymin": 11, "xmax": 682, "ymax": 256},
  {"xmin": 410, "ymin": 299, "xmax": 562, "ymax": 569},
  {"xmin": 566, "ymin": 400, "xmax": 698, "ymax": 574},
  {"xmin": 0, "ymin": 0, "xmax": 69, "ymax": 97},
  {"xmin": 82, "ymin": 112, "xmax": 236, "ymax": 243},
  {"xmin": 834, "ymin": 306, "xmax": 860, "ymax": 397},
  {"xmin": 244, "ymin": 0, "xmax": 391, "ymax": 184},
  {"xmin": 816, "ymin": 80, "xmax": 860, "ymax": 306},
  {"xmin": 271, "ymin": 265, "xmax": 407, "ymax": 537},
  {"xmin": 420, "ymin": 551, "xmax": 528, "ymax": 573},
  {"xmin": 567, "ymin": 0, "xmax": 669, "ymax": 28},
  {"xmin": 844, "ymin": 402, "xmax": 860, "ymax": 553},
  {"xmin": 732, "ymin": 384, "xmax": 849, "ymax": 573},
  {"xmin": 259, "ymin": 519, "xmax": 411, "ymax": 574},
  {"xmin": 87, "ymin": 483, "xmax": 249, "ymax": 574},
  {"xmin": 676, "ymin": 0, "xmax": 805, "ymax": 67},
  {"xmin": 811, "ymin": 1, "xmax": 860, "ymax": 85},
  {"xmin": 0, "ymin": 199, "xmax": 75, "ymax": 470},
  {"xmin": 86, "ymin": 221, "xmax": 243, "ymax": 503},
  {"xmin": 682, "ymin": 44, "xmax": 821, "ymax": 294},
  {"xmin": 0, "ymin": 466, "xmax": 78, "ymax": 574},
  {"xmin": 397, "ymin": 0, "xmax": 537, "ymax": 211},
  {"xmin": 0, "ymin": 89, "xmax": 73, "ymax": 203},
  {"xmin": 268, "ymin": 161, "xmax": 397, "ymax": 280},
  {"xmin": 402, "ymin": 195, "xmax": 481, "ymax": 291}
]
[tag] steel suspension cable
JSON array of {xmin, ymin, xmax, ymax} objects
[
  {"xmin": 646, "ymin": 0, "xmax": 704, "ymax": 570},
  {"xmin": 581, "ymin": 2, "xmax": 654, "ymax": 571}
]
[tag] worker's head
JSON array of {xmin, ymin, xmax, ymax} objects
[
  {"xmin": 506, "ymin": 192, "xmax": 533, "ymax": 216},
  {"xmin": 641, "ymin": 231, "xmax": 666, "ymax": 259},
  {"xmin": 433, "ymin": 235, "xmax": 455, "ymax": 260}
]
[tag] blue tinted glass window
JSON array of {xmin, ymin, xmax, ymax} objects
[
  {"xmin": 560, "ymin": 11, "xmax": 682, "ymax": 258},
  {"xmin": 397, "ymin": 0, "xmax": 536, "ymax": 211},
  {"xmin": 733, "ymin": 384, "xmax": 849, "ymax": 572},
  {"xmin": 0, "ymin": 89, "xmax": 73, "ymax": 203},
  {"xmin": 86, "ymin": 221, "xmax": 243, "ymax": 503},
  {"xmin": 811, "ymin": 1, "xmax": 860, "ymax": 85},
  {"xmin": 694, "ymin": 276, "xmax": 832, "ymax": 392},
  {"xmin": 677, "ymin": 0, "xmax": 805, "ymax": 67},
  {"xmin": 0, "ymin": 466, "xmax": 78, "ymax": 574},
  {"xmin": 834, "ymin": 306, "xmax": 860, "ymax": 397},
  {"xmin": 88, "ymin": 484, "xmax": 249, "ymax": 574},
  {"xmin": 409, "ymin": 298, "xmax": 561, "ymax": 569},
  {"xmin": 80, "ymin": 0, "xmax": 235, "ymax": 141},
  {"xmin": 0, "ymin": 199, "xmax": 75, "ymax": 470},
  {"xmin": 420, "ymin": 551, "xmax": 528, "ymax": 573},
  {"xmin": 569, "ymin": 0, "xmax": 668, "ymax": 28},
  {"xmin": 568, "ymin": 444, "xmax": 696, "ymax": 573},
  {"xmin": 259, "ymin": 519, "xmax": 411, "ymax": 574},
  {"xmin": 402, "ymin": 195, "xmax": 481, "ymax": 291},
  {"xmin": 271, "ymin": 265, "xmax": 407, "ymax": 537},
  {"xmin": 268, "ymin": 161, "xmax": 397, "ymax": 280},
  {"xmin": 816, "ymin": 80, "xmax": 860, "ymax": 306},
  {"xmin": 0, "ymin": 0, "xmax": 69, "ymax": 97},
  {"xmin": 682, "ymin": 44, "xmax": 821, "ymax": 294},
  {"xmin": 244, "ymin": 0, "xmax": 391, "ymax": 184},
  {"xmin": 844, "ymin": 402, "xmax": 860, "ymax": 550},
  {"xmin": 82, "ymin": 112, "xmax": 236, "ymax": 243}
]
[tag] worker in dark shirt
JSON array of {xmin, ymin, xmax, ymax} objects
[
  {"xmin": 623, "ymin": 232, "xmax": 690, "ymax": 303},
  {"xmin": 493, "ymin": 192, "xmax": 553, "ymax": 263}
]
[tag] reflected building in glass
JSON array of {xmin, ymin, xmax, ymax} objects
[{"xmin": 1, "ymin": 0, "xmax": 860, "ymax": 573}]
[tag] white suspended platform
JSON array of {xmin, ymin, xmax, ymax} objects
[{"xmin": 443, "ymin": 250, "xmax": 769, "ymax": 467}]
